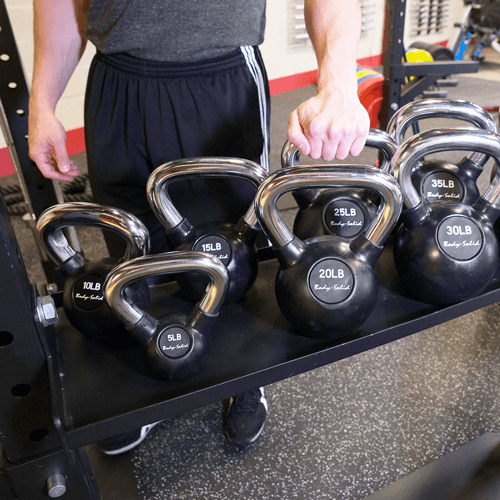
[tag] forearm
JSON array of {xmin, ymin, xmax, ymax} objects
[
  {"xmin": 30, "ymin": 0, "xmax": 89, "ymax": 115},
  {"xmin": 304, "ymin": 0, "xmax": 361, "ymax": 94}
]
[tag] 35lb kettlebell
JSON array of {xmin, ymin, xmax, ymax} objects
[
  {"xmin": 147, "ymin": 157, "xmax": 268, "ymax": 302},
  {"xmin": 36, "ymin": 202, "xmax": 150, "ymax": 342},
  {"xmin": 393, "ymin": 128, "xmax": 500, "ymax": 305},
  {"xmin": 255, "ymin": 165, "xmax": 402, "ymax": 338},
  {"xmin": 282, "ymin": 128, "xmax": 398, "ymax": 240},
  {"xmin": 104, "ymin": 251, "xmax": 229, "ymax": 380},
  {"xmin": 387, "ymin": 98, "xmax": 498, "ymax": 205}
]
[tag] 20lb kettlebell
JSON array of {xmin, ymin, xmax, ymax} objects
[
  {"xmin": 36, "ymin": 202, "xmax": 150, "ymax": 342},
  {"xmin": 147, "ymin": 157, "xmax": 268, "ymax": 302},
  {"xmin": 393, "ymin": 128, "xmax": 500, "ymax": 305},
  {"xmin": 282, "ymin": 129, "xmax": 398, "ymax": 240},
  {"xmin": 387, "ymin": 98, "xmax": 498, "ymax": 205},
  {"xmin": 255, "ymin": 165, "xmax": 402, "ymax": 338},
  {"xmin": 104, "ymin": 251, "xmax": 229, "ymax": 380}
]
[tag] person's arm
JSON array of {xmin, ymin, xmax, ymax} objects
[
  {"xmin": 28, "ymin": 0, "xmax": 90, "ymax": 181},
  {"xmin": 287, "ymin": 0, "xmax": 370, "ymax": 161}
]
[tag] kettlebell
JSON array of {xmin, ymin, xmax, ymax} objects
[
  {"xmin": 393, "ymin": 128, "xmax": 500, "ymax": 305},
  {"xmin": 104, "ymin": 251, "xmax": 229, "ymax": 380},
  {"xmin": 36, "ymin": 202, "xmax": 150, "ymax": 342},
  {"xmin": 255, "ymin": 165, "xmax": 402, "ymax": 338},
  {"xmin": 282, "ymin": 128, "xmax": 398, "ymax": 241},
  {"xmin": 147, "ymin": 157, "xmax": 268, "ymax": 302},
  {"xmin": 387, "ymin": 98, "xmax": 498, "ymax": 205}
]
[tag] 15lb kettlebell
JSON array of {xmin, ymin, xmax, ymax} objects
[
  {"xmin": 255, "ymin": 165, "xmax": 402, "ymax": 338},
  {"xmin": 147, "ymin": 157, "xmax": 268, "ymax": 302},
  {"xmin": 387, "ymin": 98, "xmax": 498, "ymax": 205},
  {"xmin": 282, "ymin": 128, "xmax": 398, "ymax": 240},
  {"xmin": 104, "ymin": 251, "xmax": 229, "ymax": 380},
  {"xmin": 36, "ymin": 202, "xmax": 150, "ymax": 342},
  {"xmin": 393, "ymin": 128, "xmax": 500, "ymax": 305}
]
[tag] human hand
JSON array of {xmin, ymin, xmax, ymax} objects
[
  {"xmin": 28, "ymin": 110, "xmax": 80, "ymax": 181},
  {"xmin": 287, "ymin": 87, "xmax": 370, "ymax": 161}
]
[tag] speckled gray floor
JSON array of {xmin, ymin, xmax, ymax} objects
[{"xmin": 2, "ymin": 47, "xmax": 500, "ymax": 500}]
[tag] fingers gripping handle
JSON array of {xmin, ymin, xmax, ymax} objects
[
  {"xmin": 104, "ymin": 251, "xmax": 229, "ymax": 335},
  {"xmin": 281, "ymin": 129, "xmax": 398, "ymax": 173},
  {"xmin": 35, "ymin": 202, "xmax": 150, "ymax": 266},
  {"xmin": 391, "ymin": 129, "xmax": 500, "ymax": 210},
  {"xmin": 146, "ymin": 157, "xmax": 269, "ymax": 237},
  {"xmin": 255, "ymin": 166, "xmax": 403, "ymax": 249}
]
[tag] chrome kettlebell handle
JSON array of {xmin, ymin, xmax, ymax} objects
[
  {"xmin": 387, "ymin": 98, "xmax": 498, "ymax": 169},
  {"xmin": 147, "ymin": 157, "xmax": 268, "ymax": 233},
  {"xmin": 281, "ymin": 129, "xmax": 397, "ymax": 174},
  {"xmin": 392, "ymin": 128, "xmax": 500, "ymax": 209},
  {"xmin": 255, "ymin": 166, "xmax": 402, "ymax": 248},
  {"xmin": 36, "ymin": 202, "xmax": 150, "ymax": 266},
  {"xmin": 104, "ymin": 251, "xmax": 229, "ymax": 327}
]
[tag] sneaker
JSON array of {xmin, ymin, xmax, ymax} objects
[
  {"xmin": 95, "ymin": 421, "xmax": 161, "ymax": 455},
  {"xmin": 223, "ymin": 387, "xmax": 268, "ymax": 445}
]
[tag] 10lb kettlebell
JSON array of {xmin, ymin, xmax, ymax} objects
[
  {"xmin": 387, "ymin": 98, "xmax": 498, "ymax": 205},
  {"xmin": 255, "ymin": 165, "xmax": 402, "ymax": 338},
  {"xmin": 104, "ymin": 251, "xmax": 229, "ymax": 380},
  {"xmin": 393, "ymin": 128, "xmax": 500, "ymax": 305},
  {"xmin": 281, "ymin": 129, "xmax": 398, "ymax": 240},
  {"xmin": 147, "ymin": 157, "xmax": 268, "ymax": 302},
  {"xmin": 36, "ymin": 202, "xmax": 150, "ymax": 342}
]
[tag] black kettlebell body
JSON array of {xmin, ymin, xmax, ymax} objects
[
  {"xmin": 394, "ymin": 200, "xmax": 499, "ymax": 305},
  {"xmin": 169, "ymin": 220, "xmax": 259, "ymax": 302},
  {"xmin": 282, "ymin": 129, "xmax": 396, "ymax": 241},
  {"xmin": 147, "ymin": 158, "xmax": 267, "ymax": 303},
  {"xmin": 36, "ymin": 202, "xmax": 151, "ymax": 343},
  {"xmin": 104, "ymin": 252, "xmax": 229, "ymax": 381},
  {"xmin": 274, "ymin": 235, "xmax": 380, "ymax": 337},
  {"xmin": 392, "ymin": 128, "xmax": 500, "ymax": 306}
]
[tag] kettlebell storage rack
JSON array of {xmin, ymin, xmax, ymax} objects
[{"xmin": 3, "ymin": 183, "xmax": 500, "ymax": 499}]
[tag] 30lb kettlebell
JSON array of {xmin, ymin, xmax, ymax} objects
[
  {"xmin": 147, "ymin": 157, "xmax": 268, "ymax": 302},
  {"xmin": 282, "ymin": 129, "xmax": 398, "ymax": 240},
  {"xmin": 104, "ymin": 251, "xmax": 229, "ymax": 380},
  {"xmin": 393, "ymin": 128, "xmax": 500, "ymax": 305},
  {"xmin": 255, "ymin": 165, "xmax": 402, "ymax": 338},
  {"xmin": 387, "ymin": 98, "xmax": 498, "ymax": 205},
  {"xmin": 36, "ymin": 202, "xmax": 150, "ymax": 342}
]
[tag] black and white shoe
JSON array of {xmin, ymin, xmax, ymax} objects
[
  {"xmin": 95, "ymin": 421, "xmax": 161, "ymax": 455},
  {"xmin": 223, "ymin": 387, "xmax": 268, "ymax": 445}
]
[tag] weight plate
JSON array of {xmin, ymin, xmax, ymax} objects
[
  {"xmin": 437, "ymin": 216, "xmax": 483, "ymax": 260},
  {"xmin": 308, "ymin": 259, "xmax": 354, "ymax": 304}
]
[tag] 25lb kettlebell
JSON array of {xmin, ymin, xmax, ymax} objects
[
  {"xmin": 282, "ymin": 128, "xmax": 398, "ymax": 240},
  {"xmin": 104, "ymin": 251, "xmax": 229, "ymax": 380},
  {"xmin": 393, "ymin": 128, "xmax": 500, "ymax": 305},
  {"xmin": 387, "ymin": 98, "xmax": 498, "ymax": 205},
  {"xmin": 36, "ymin": 202, "xmax": 150, "ymax": 342},
  {"xmin": 147, "ymin": 157, "xmax": 268, "ymax": 302},
  {"xmin": 255, "ymin": 165, "xmax": 402, "ymax": 338}
]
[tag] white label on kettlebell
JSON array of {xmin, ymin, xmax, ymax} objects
[
  {"xmin": 74, "ymin": 274, "xmax": 105, "ymax": 310},
  {"xmin": 194, "ymin": 235, "xmax": 232, "ymax": 266},
  {"xmin": 308, "ymin": 259, "xmax": 354, "ymax": 304},
  {"xmin": 324, "ymin": 200, "xmax": 365, "ymax": 238},
  {"xmin": 158, "ymin": 326, "xmax": 192, "ymax": 359},
  {"xmin": 437, "ymin": 216, "xmax": 482, "ymax": 260},
  {"xmin": 422, "ymin": 172, "xmax": 463, "ymax": 202}
]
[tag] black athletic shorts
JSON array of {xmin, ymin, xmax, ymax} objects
[{"xmin": 84, "ymin": 46, "xmax": 270, "ymax": 256}]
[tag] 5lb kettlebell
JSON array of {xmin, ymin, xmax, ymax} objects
[
  {"xmin": 387, "ymin": 98, "xmax": 498, "ymax": 205},
  {"xmin": 104, "ymin": 251, "xmax": 229, "ymax": 380},
  {"xmin": 147, "ymin": 157, "xmax": 268, "ymax": 302},
  {"xmin": 282, "ymin": 128, "xmax": 398, "ymax": 240},
  {"xmin": 36, "ymin": 202, "xmax": 150, "ymax": 342},
  {"xmin": 255, "ymin": 165, "xmax": 402, "ymax": 338},
  {"xmin": 393, "ymin": 128, "xmax": 500, "ymax": 305}
]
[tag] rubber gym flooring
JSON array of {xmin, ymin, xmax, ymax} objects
[{"xmin": 2, "ymin": 47, "xmax": 500, "ymax": 500}]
